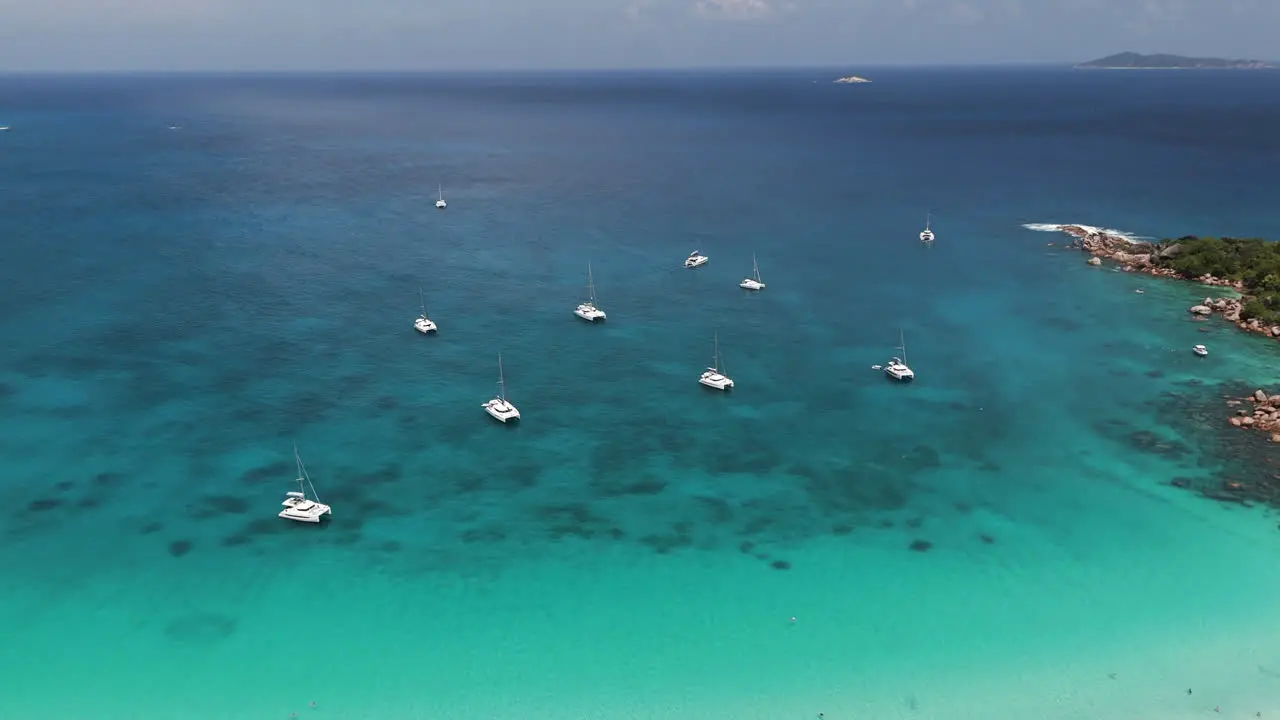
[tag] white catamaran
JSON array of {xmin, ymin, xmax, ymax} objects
[
  {"xmin": 884, "ymin": 328, "xmax": 915, "ymax": 381},
  {"xmin": 698, "ymin": 333, "xmax": 735, "ymax": 391},
  {"xmin": 739, "ymin": 253, "xmax": 766, "ymax": 290},
  {"xmin": 414, "ymin": 285, "xmax": 438, "ymax": 334},
  {"xmin": 919, "ymin": 210, "xmax": 935, "ymax": 243},
  {"xmin": 482, "ymin": 353, "xmax": 521, "ymax": 423},
  {"xmin": 279, "ymin": 446, "xmax": 332, "ymax": 523},
  {"xmin": 574, "ymin": 261, "xmax": 607, "ymax": 322}
]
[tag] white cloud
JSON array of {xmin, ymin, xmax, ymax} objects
[{"xmin": 694, "ymin": 0, "xmax": 782, "ymax": 21}]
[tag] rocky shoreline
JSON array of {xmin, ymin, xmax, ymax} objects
[
  {"xmin": 1055, "ymin": 224, "xmax": 1280, "ymax": 339},
  {"xmin": 1048, "ymin": 224, "xmax": 1280, "ymax": 445}
]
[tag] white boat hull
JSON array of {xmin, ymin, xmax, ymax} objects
[
  {"xmin": 740, "ymin": 278, "xmax": 765, "ymax": 290},
  {"xmin": 885, "ymin": 365, "xmax": 914, "ymax": 381},
  {"xmin": 699, "ymin": 371, "xmax": 734, "ymax": 390},
  {"xmin": 574, "ymin": 304, "xmax": 607, "ymax": 322},
  {"xmin": 279, "ymin": 499, "xmax": 331, "ymax": 523},
  {"xmin": 685, "ymin": 256, "xmax": 708, "ymax": 268},
  {"xmin": 414, "ymin": 317, "xmax": 437, "ymax": 333},
  {"xmin": 920, "ymin": 231, "xmax": 934, "ymax": 243},
  {"xmin": 484, "ymin": 399, "xmax": 521, "ymax": 423},
  {"xmin": 435, "ymin": 200, "xmax": 447, "ymax": 209}
]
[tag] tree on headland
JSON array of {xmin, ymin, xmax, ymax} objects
[{"xmin": 1152, "ymin": 236, "xmax": 1280, "ymax": 323}]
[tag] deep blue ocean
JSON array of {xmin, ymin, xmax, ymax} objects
[{"xmin": 2, "ymin": 68, "xmax": 1280, "ymax": 719}]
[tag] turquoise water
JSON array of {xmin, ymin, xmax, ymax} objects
[{"xmin": 2, "ymin": 69, "xmax": 1280, "ymax": 719}]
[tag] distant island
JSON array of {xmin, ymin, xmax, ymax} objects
[
  {"xmin": 833, "ymin": 76, "xmax": 871, "ymax": 84},
  {"xmin": 1077, "ymin": 52, "xmax": 1274, "ymax": 70}
]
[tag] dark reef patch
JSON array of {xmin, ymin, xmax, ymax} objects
[
  {"xmin": 139, "ymin": 521, "xmax": 164, "ymax": 535},
  {"xmin": 639, "ymin": 529, "xmax": 693, "ymax": 554},
  {"xmin": 596, "ymin": 477, "xmax": 667, "ymax": 499},
  {"xmin": 452, "ymin": 472, "xmax": 485, "ymax": 494},
  {"xmin": 26, "ymin": 498, "xmax": 62, "ymax": 512},
  {"xmin": 548, "ymin": 524, "xmax": 594, "ymax": 541},
  {"xmin": 952, "ymin": 501, "xmax": 973, "ymax": 514},
  {"xmin": 284, "ymin": 391, "xmax": 333, "ymax": 421},
  {"xmin": 831, "ymin": 523, "xmax": 854, "ymax": 535},
  {"xmin": 53, "ymin": 480, "xmax": 74, "ymax": 493},
  {"xmin": 507, "ymin": 462, "xmax": 540, "ymax": 490},
  {"xmin": 739, "ymin": 540, "xmax": 755, "ymax": 554},
  {"xmin": 460, "ymin": 527, "xmax": 507, "ymax": 544},
  {"xmin": 908, "ymin": 539, "xmax": 933, "ymax": 552},
  {"xmin": 796, "ymin": 461, "xmax": 910, "ymax": 514},
  {"xmin": 903, "ymin": 445, "xmax": 942, "ymax": 470},
  {"xmin": 93, "ymin": 471, "xmax": 125, "ymax": 488},
  {"xmin": 205, "ymin": 495, "xmax": 251, "ymax": 515},
  {"xmin": 770, "ymin": 559, "xmax": 792, "ymax": 570},
  {"xmin": 75, "ymin": 496, "xmax": 102, "ymax": 509},
  {"xmin": 740, "ymin": 515, "xmax": 773, "ymax": 536},
  {"xmin": 978, "ymin": 533, "xmax": 995, "ymax": 544},
  {"xmin": 168, "ymin": 540, "xmax": 193, "ymax": 557},
  {"xmin": 374, "ymin": 395, "xmax": 398, "ymax": 410},
  {"xmin": 694, "ymin": 494, "xmax": 733, "ymax": 524},
  {"xmin": 905, "ymin": 517, "xmax": 923, "ymax": 529},
  {"xmin": 1127, "ymin": 430, "xmax": 1190, "ymax": 459},
  {"xmin": 704, "ymin": 440, "xmax": 782, "ymax": 477},
  {"xmin": 233, "ymin": 517, "xmax": 292, "ymax": 542},
  {"xmin": 238, "ymin": 460, "xmax": 292, "ymax": 486},
  {"xmin": 378, "ymin": 540, "xmax": 403, "ymax": 553},
  {"xmin": 357, "ymin": 498, "xmax": 395, "ymax": 516},
  {"xmin": 354, "ymin": 464, "xmax": 402, "ymax": 486}
]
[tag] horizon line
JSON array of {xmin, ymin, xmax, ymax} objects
[{"xmin": 0, "ymin": 61, "xmax": 1088, "ymax": 76}]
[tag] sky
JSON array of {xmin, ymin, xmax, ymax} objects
[{"xmin": 0, "ymin": 0, "xmax": 1276, "ymax": 71}]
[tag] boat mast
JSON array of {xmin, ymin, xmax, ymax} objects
[
  {"xmin": 294, "ymin": 445, "xmax": 322, "ymax": 503},
  {"xmin": 899, "ymin": 328, "xmax": 907, "ymax": 364},
  {"xmin": 497, "ymin": 353, "xmax": 507, "ymax": 401},
  {"xmin": 587, "ymin": 261, "xmax": 596, "ymax": 304},
  {"xmin": 419, "ymin": 284, "xmax": 426, "ymax": 316},
  {"xmin": 752, "ymin": 253, "xmax": 760, "ymax": 282},
  {"xmin": 712, "ymin": 333, "xmax": 723, "ymax": 372}
]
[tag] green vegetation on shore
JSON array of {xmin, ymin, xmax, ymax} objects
[{"xmin": 1153, "ymin": 236, "xmax": 1280, "ymax": 322}]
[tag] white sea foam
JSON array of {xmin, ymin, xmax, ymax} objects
[{"xmin": 1022, "ymin": 222, "xmax": 1145, "ymax": 243}]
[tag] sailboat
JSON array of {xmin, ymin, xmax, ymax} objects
[
  {"xmin": 279, "ymin": 446, "xmax": 332, "ymax": 523},
  {"xmin": 414, "ymin": 285, "xmax": 438, "ymax": 334},
  {"xmin": 482, "ymin": 353, "xmax": 521, "ymax": 423},
  {"xmin": 739, "ymin": 253, "xmax": 766, "ymax": 290},
  {"xmin": 574, "ymin": 261, "xmax": 607, "ymax": 322},
  {"xmin": 884, "ymin": 328, "xmax": 915, "ymax": 381},
  {"xmin": 698, "ymin": 333, "xmax": 735, "ymax": 391},
  {"xmin": 919, "ymin": 210, "xmax": 935, "ymax": 243},
  {"xmin": 435, "ymin": 183, "xmax": 447, "ymax": 209}
]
